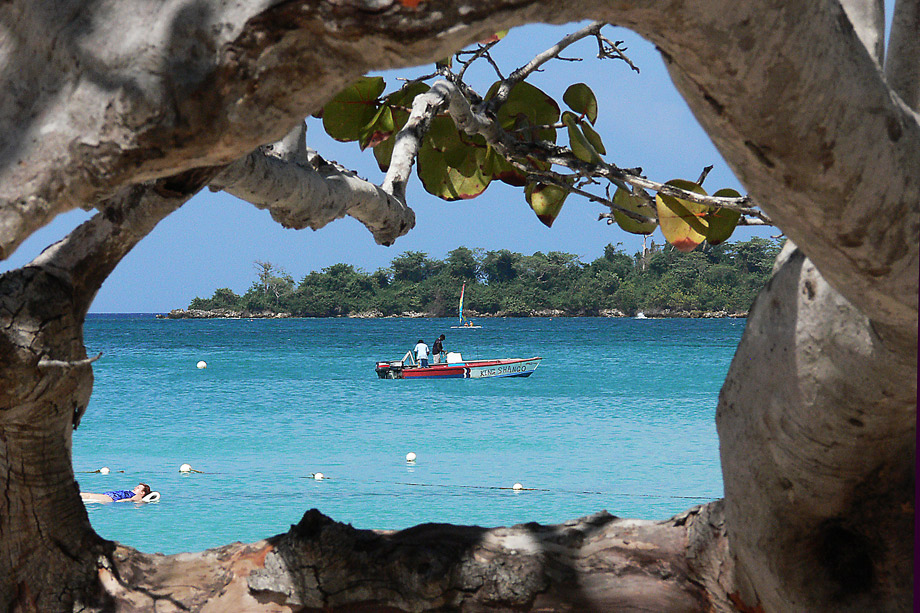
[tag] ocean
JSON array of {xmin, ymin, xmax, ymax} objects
[{"xmin": 74, "ymin": 315, "xmax": 743, "ymax": 555}]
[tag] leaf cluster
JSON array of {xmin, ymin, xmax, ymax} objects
[{"xmin": 315, "ymin": 25, "xmax": 763, "ymax": 246}]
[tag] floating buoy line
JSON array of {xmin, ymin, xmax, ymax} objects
[{"xmin": 76, "ymin": 461, "xmax": 718, "ymax": 502}]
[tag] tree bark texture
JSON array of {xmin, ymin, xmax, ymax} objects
[
  {"xmin": 0, "ymin": 1, "xmax": 915, "ymax": 611},
  {"xmin": 95, "ymin": 504, "xmax": 736, "ymax": 612},
  {"xmin": 716, "ymin": 244, "xmax": 916, "ymax": 612}
]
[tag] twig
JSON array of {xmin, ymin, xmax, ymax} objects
[
  {"xmin": 597, "ymin": 35, "xmax": 640, "ymax": 73},
  {"xmin": 487, "ymin": 22, "xmax": 607, "ymax": 110},
  {"xmin": 39, "ymin": 352, "xmax": 103, "ymax": 369}
]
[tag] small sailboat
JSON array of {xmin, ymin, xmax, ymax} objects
[{"xmin": 450, "ymin": 283, "xmax": 482, "ymax": 329}]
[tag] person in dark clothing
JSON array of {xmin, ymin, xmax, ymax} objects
[{"xmin": 432, "ymin": 334, "xmax": 446, "ymax": 363}]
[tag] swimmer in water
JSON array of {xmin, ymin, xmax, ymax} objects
[{"xmin": 81, "ymin": 483, "xmax": 152, "ymax": 503}]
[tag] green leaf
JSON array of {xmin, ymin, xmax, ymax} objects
[
  {"xmin": 487, "ymin": 80, "xmax": 559, "ymax": 143},
  {"xmin": 483, "ymin": 147, "xmax": 526, "ymax": 186},
  {"xmin": 526, "ymin": 182, "xmax": 568, "ymax": 227},
  {"xmin": 358, "ymin": 104, "xmax": 395, "ymax": 150},
  {"xmin": 563, "ymin": 83, "xmax": 598, "ymax": 124},
  {"xmin": 478, "ymin": 29, "xmax": 509, "ymax": 43},
  {"xmin": 562, "ymin": 111, "xmax": 602, "ymax": 164},
  {"xmin": 372, "ymin": 135, "xmax": 395, "ymax": 171},
  {"xmin": 612, "ymin": 188, "xmax": 656, "ymax": 234},
  {"xmin": 705, "ymin": 188, "xmax": 742, "ymax": 244},
  {"xmin": 418, "ymin": 140, "xmax": 491, "ymax": 201},
  {"xmin": 580, "ymin": 121, "xmax": 606, "ymax": 155},
  {"xmin": 427, "ymin": 115, "xmax": 462, "ymax": 152},
  {"xmin": 322, "ymin": 76, "xmax": 386, "ymax": 142},
  {"xmin": 656, "ymin": 179, "xmax": 709, "ymax": 252}
]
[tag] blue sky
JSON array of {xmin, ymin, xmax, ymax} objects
[{"xmin": 4, "ymin": 22, "xmax": 780, "ymax": 313}]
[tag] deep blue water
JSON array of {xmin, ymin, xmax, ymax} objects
[{"xmin": 74, "ymin": 315, "xmax": 743, "ymax": 555}]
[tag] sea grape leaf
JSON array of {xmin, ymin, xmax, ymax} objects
[
  {"xmin": 705, "ymin": 188, "xmax": 742, "ymax": 244},
  {"xmin": 358, "ymin": 104, "xmax": 395, "ymax": 150},
  {"xmin": 427, "ymin": 115, "xmax": 463, "ymax": 151},
  {"xmin": 580, "ymin": 121, "xmax": 606, "ymax": 155},
  {"xmin": 418, "ymin": 140, "xmax": 491, "ymax": 200},
  {"xmin": 562, "ymin": 111, "xmax": 602, "ymax": 164},
  {"xmin": 526, "ymin": 182, "xmax": 568, "ymax": 227},
  {"xmin": 656, "ymin": 179, "xmax": 709, "ymax": 252},
  {"xmin": 322, "ymin": 76, "xmax": 386, "ymax": 142},
  {"xmin": 373, "ymin": 134, "xmax": 395, "ymax": 171},
  {"xmin": 612, "ymin": 187, "xmax": 657, "ymax": 234},
  {"xmin": 487, "ymin": 80, "xmax": 559, "ymax": 143},
  {"xmin": 484, "ymin": 147, "xmax": 526, "ymax": 186},
  {"xmin": 563, "ymin": 83, "xmax": 598, "ymax": 124},
  {"xmin": 478, "ymin": 30, "xmax": 508, "ymax": 43}
]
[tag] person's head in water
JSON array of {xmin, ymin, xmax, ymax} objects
[{"xmin": 134, "ymin": 483, "xmax": 152, "ymax": 497}]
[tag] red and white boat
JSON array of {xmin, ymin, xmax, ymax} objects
[{"xmin": 375, "ymin": 352, "xmax": 541, "ymax": 379}]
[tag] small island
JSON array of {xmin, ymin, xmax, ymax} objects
[{"xmin": 167, "ymin": 238, "xmax": 779, "ymax": 319}]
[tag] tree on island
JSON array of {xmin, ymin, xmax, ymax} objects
[
  {"xmin": 0, "ymin": 1, "xmax": 916, "ymax": 612},
  {"xmin": 189, "ymin": 238, "xmax": 782, "ymax": 316}
]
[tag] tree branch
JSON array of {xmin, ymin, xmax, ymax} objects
[
  {"xmin": 38, "ymin": 352, "xmax": 102, "ymax": 369},
  {"xmin": 488, "ymin": 22, "xmax": 607, "ymax": 111},
  {"xmin": 885, "ymin": 0, "xmax": 920, "ymax": 111},
  {"xmin": 103, "ymin": 504, "xmax": 736, "ymax": 612},
  {"xmin": 212, "ymin": 127, "xmax": 415, "ymax": 246},
  {"xmin": 839, "ymin": 0, "xmax": 886, "ymax": 64},
  {"xmin": 29, "ymin": 168, "xmax": 216, "ymax": 315}
]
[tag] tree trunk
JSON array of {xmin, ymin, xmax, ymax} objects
[
  {"xmin": 0, "ymin": 265, "xmax": 109, "ymax": 611},
  {"xmin": 716, "ymin": 244, "xmax": 915, "ymax": 612}
]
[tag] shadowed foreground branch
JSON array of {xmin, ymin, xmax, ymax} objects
[{"xmin": 99, "ymin": 504, "xmax": 733, "ymax": 612}]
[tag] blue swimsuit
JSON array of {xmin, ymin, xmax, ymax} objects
[{"xmin": 103, "ymin": 490, "xmax": 135, "ymax": 501}]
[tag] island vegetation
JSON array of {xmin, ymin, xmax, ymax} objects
[{"xmin": 185, "ymin": 237, "xmax": 780, "ymax": 318}]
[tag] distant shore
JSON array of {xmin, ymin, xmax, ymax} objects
[{"xmin": 159, "ymin": 308, "xmax": 747, "ymax": 320}]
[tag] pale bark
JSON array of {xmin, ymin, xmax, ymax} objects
[
  {"xmin": 635, "ymin": 1, "xmax": 919, "ymax": 335},
  {"xmin": 717, "ymin": 243, "xmax": 916, "ymax": 612},
  {"xmin": 212, "ymin": 125, "xmax": 415, "ymax": 246}
]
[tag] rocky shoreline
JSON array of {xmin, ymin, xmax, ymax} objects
[{"xmin": 159, "ymin": 307, "xmax": 747, "ymax": 320}]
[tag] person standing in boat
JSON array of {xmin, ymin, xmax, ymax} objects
[
  {"xmin": 432, "ymin": 334, "xmax": 446, "ymax": 363},
  {"xmin": 414, "ymin": 339, "xmax": 430, "ymax": 367}
]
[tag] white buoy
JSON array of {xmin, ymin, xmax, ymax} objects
[
  {"xmin": 512, "ymin": 482, "xmax": 524, "ymax": 491},
  {"xmin": 312, "ymin": 472, "xmax": 325, "ymax": 481},
  {"xmin": 196, "ymin": 360, "xmax": 208, "ymax": 369},
  {"xmin": 405, "ymin": 452, "xmax": 417, "ymax": 462},
  {"xmin": 99, "ymin": 466, "xmax": 110, "ymax": 475},
  {"xmin": 179, "ymin": 463, "xmax": 193, "ymax": 473}
]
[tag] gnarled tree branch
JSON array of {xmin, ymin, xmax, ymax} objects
[
  {"xmin": 212, "ymin": 125, "xmax": 415, "ymax": 246},
  {"xmin": 101, "ymin": 504, "xmax": 736, "ymax": 612}
]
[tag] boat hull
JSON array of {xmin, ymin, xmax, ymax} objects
[{"xmin": 376, "ymin": 357, "xmax": 541, "ymax": 379}]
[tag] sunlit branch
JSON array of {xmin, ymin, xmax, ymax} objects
[
  {"xmin": 487, "ymin": 22, "xmax": 607, "ymax": 110},
  {"xmin": 213, "ymin": 125, "xmax": 414, "ymax": 246}
]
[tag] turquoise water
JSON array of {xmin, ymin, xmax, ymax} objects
[{"xmin": 74, "ymin": 315, "xmax": 743, "ymax": 555}]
